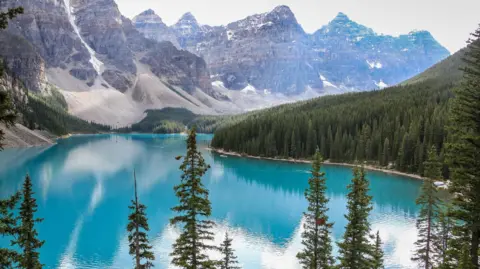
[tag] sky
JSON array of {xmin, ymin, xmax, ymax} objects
[{"xmin": 115, "ymin": 0, "xmax": 480, "ymax": 53}]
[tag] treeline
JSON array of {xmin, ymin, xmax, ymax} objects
[
  {"xmin": 19, "ymin": 92, "xmax": 111, "ymax": 135},
  {"xmin": 152, "ymin": 120, "xmax": 185, "ymax": 133},
  {"xmin": 121, "ymin": 107, "xmax": 253, "ymax": 134},
  {"xmin": 212, "ymin": 79, "xmax": 454, "ymax": 176}
]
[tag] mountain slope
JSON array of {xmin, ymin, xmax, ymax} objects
[
  {"xmin": 0, "ymin": 0, "xmax": 244, "ymax": 126},
  {"xmin": 137, "ymin": 6, "xmax": 449, "ymax": 96},
  {"xmin": 211, "ymin": 48, "xmax": 465, "ymax": 175}
]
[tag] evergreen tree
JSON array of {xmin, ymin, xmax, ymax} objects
[
  {"xmin": 219, "ymin": 232, "xmax": 240, "ymax": 269},
  {"xmin": 12, "ymin": 174, "xmax": 44, "ymax": 269},
  {"xmin": 297, "ymin": 148, "xmax": 334, "ymax": 269},
  {"xmin": 433, "ymin": 204, "xmax": 455, "ymax": 269},
  {"xmin": 170, "ymin": 126, "xmax": 217, "ymax": 268},
  {"xmin": 127, "ymin": 170, "xmax": 155, "ymax": 268},
  {"xmin": 0, "ymin": 89, "xmax": 16, "ymax": 149},
  {"xmin": 412, "ymin": 147, "xmax": 442, "ymax": 269},
  {"xmin": 446, "ymin": 24, "xmax": 480, "ymax": 268},
  {"xmin": 371, "ymin": 231, "xmax": 384, "ymax": 269},
  {"xmin": 0, "ymin": 191, "xmax": 21, "ymax": 268},
  {"xmin": 290, "ymin": 130, "xmax": 297, "ymax": 158},
  {"xmin": 337, "ymin": 167, "xmax": 373, "ymax": 269},
  {"xmin": 0, "ymin": 6, "xmax": 23, "ymax": 29}
]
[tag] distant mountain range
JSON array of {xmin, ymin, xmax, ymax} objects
[{"xmin": 0, "ymin": 0, "xmax": 450, "ymax": 126}]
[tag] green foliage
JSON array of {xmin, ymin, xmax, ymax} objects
[
  {"xmin": 153, "ymin": 120, "xmax": 185, "ymax": 134},
  {"xmin": 446, "ymin": 25, "xmax": 480, "ymax": 268},
  {"xmin": 0, "ymin": 6, "xmax": 23, "ymax": 30},
  {"xmin": 0, "ymin": 191, "xmax": 21, "ymax": 268},
  {"xmin": 20, "ymin": 93, "xmax": 111, "ymax": 135},
  {"xmin": 219, "ymin": 232, "xmax": 240, "ymax": 269},
  {"xmin": 12, "ymin": 174, "xmax": 44, "ymax": 269},
  {"xmin": 170, "ymin": 126, "xmax": 217, "ymax": 268},
  {"xmin": 297, "ymin": 148, "xmax": 334, "ymax": 269},
  {"xmin": 337, "ymin": 167, "xmax": 374, "ymax": 269},
  {"xmin": 127, "ymin": 171, "xmax": 155, "ymax": 268},
  {"xmin": 211, "ymin": 75, "xmax": 455, "ymax": 174},
  {"xmin": 412, "ymin": 147, "xmax": 442, "ymax": 269},
  {"xmin": 371, "ymin": 231, "xmax": 385, "ymax": 269},
  {"xmin": 124, "ymin": 107, "xmax": 252, "ymax": 134},
  {"xmin": 0, "ymin": 89, "xmax": 16, "ymax": 148},
  {"xmin": 433, "ymin": 203, "xmax": 455, "ymax": 269}
]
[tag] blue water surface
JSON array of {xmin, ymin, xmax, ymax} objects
[{"xmin": 0, "ymin": 134, "xmax": 421, "ymax": 268}]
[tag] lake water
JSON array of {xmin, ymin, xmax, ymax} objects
[{"xmin": 0, "ymin": 134, "xmax": 422, "ymax": 269}]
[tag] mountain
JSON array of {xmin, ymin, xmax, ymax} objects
[
  {"xmin": 0, "ymin": 0, "xmax": 239, "ymax": 127},
  {"xmin": 210, "ymin": 48, "xmax": 466, "ymax": 175},
  {"xmin": 136, "ymin": 7, "xmax": 450, "ymax": 95},
  {"xmin": 0, "ymin": 1, "xmax": 450, "ymax": 128},
  {"xmin": 132, "ymin": 9, "xmax": 180, "ymax": 48}
]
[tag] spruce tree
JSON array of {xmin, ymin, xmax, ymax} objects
[
  {"xmin": 0, "ymin": 191, "xmax": 21, "ymax": 268},
  {"xmin": 0, "ymin": 89, "xmax": 16, "ymax": 149},
  {"xmin": 446, "ymin": 24, "xmax": 480, "ymax": 268},
  {"xmin": 127, "ymin": 170, "xmax": 155, "ymax": 268},
  {"xmin": 219, "ymin": 232, "xmax": 240, "ymax": 269},
  {"xmin": 412, "ymin": 147, "xmax": 442, "ymax": 269},
  {"xmin": 297, "ymin": 148, "xmax": 334, "ymax": 269},
  {"xmin": 337, "ymin": 167, "xmax": 373, "ymax": 269},
  {"xmin": 12, "ymin": 174, "xmax": 44, "ymax": 269},
  {"xmin": 371, "ymin": 231, "xmax": 384, "ymax": 269},
  {"xmin": 170, "ymin": 126, "xmax": 216, "ymax": 268},
  {"xmin": 433, "ymin": 204, "xmax": 455, "ymax": 269},
  {"xmin": 0, "ymin": 6, "xmax": 23, "ymax": 29}
]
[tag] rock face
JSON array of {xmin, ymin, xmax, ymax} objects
[
  {"xmin": 1, "ymin": 0, "xmax": 214, "ymax": 96},
  {"xmin": 138, "ymin": 6, "xmax": 450, "ymax": 95},
  {"xmin": 133, "ymin": 9, "xmax": 180, "ymax": 48}
]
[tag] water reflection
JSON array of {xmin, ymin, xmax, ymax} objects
[{"xmin": 0, "ymin": 134, "xmax": 421, "ymax": 269}]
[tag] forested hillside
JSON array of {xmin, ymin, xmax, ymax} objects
[{"xmin": 211, "ymin": 49, "xmax": 466, "ymax": 176}]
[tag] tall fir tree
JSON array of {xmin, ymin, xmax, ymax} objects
[
  {"xmin": 170, "ymin": 126, "xmax": 217, "ymax": 268},
  {"xmin": 127, "ymin": 170, "xmax": 155, "ymax": 268},
  {"xmin": 433, "ymin": 203, "xmax": 455, "ymax": 269},
  {"xmin": 12, "ymin": 174, "xmax": 44, "ymax": 269},
  {"xmin": 0, "ymin": 191, "xmax": 21, "ymax": 268},
  {"xmin": 337, "ymin": 167, "xmax": 374, "ymax": 269},
  {"xmin": 446, "ymin": 24, "xmax": 480, "ymax": 268},
  {"xmin": 297, "ymin": 148, "xmax": 334, "ymax": 269},
  {"xmin": 219, "ymin": 232, "xmax": 240, "ymax": 269},
  {"xmin": 371, "ymin": 231, "xmax": 385, "ymax": 269},
  {"xmin": 412, "ymin": 147, "xmax": 442, "ymax": 269}
]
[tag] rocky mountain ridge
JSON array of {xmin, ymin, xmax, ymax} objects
[
  {"xmin": 0, "ymin": 1, "xmax": 450, "ymax": 127},
  {"xmin": 134, "ymin": 6, "xmax": 450, "ymax": 95}
]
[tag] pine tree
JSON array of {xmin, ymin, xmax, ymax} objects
[
  {"xmin": 12, "ymin": 174, "xmax": 44, "ymax": 269},
  {"xmin": 170, "ymin": 126, "xmax": 216, "ymax": 268},
  {"xmin": 446, "ymin": 24, "xmax": 480, "ymax": 268},
  {"xmin": 433, "ymin": 203, "xmax": 455, "ymax": 269},
  {"xmin": 0, "ymin": 89, "xmax": 16, "ymax": 149},
  {"xmin": 0, "ymin": 6, "xmax": 23, "ymax": 29},
  {"xmin": 290, "ymin": 130, "xmax": 297, "ymax": 158},
  {"xmin": 412, "ymin": 147, "xmax": 442, "ymax": 269},
  {"xmin": 0, "ymin": 191, "xmax": 21, "ymax": 268},
  {"xmin": 337, "ymin": 167, "xmax": 373, "ymax": 269},
  {"xmin": 219, "ymin": 232, "xmax": 240, "ymax": 269},
  {"xmin": 297, "ymin": 148, "xmax": 334, "ymax": 269},
  {"xmin": 371, "ymin": 231, "xmax": 384, "ymax": 269},
  {"xmin": 127, "ymin": 170, "xmax": 155, "ymax": 268}
]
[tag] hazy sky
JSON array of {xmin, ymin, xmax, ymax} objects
[{"xmin": 115, "ymin": 0, "xmax": 479, "ymax": 53}]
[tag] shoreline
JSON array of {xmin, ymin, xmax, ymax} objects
[{"xmin": 209, "ymin": 148, "xmax": 423, "ymax": 180}]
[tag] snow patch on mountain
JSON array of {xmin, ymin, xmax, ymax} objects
[{"xmin": 62, "ymin": 0, "xmax": 104, "ymax": 74}]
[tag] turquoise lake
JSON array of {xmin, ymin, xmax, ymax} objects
[{"xmin": 0, "ymin": 134, "xmax": 422, "ymax": 269}]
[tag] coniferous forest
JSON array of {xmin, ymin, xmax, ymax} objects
[
  {"xmin": 211, "ymin": 49, "xmax": 466, "ymax": 176},
  {"xmin": 0, "ymin": 4, "xmax": 480, "ymax": 268}
]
